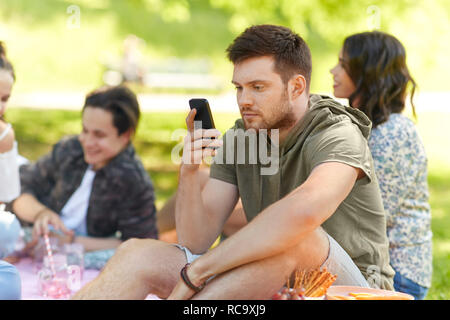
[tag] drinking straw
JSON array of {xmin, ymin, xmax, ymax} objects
[{"xmin": 43, "ymin": 234, "xmax": 57, "ymax": 277}]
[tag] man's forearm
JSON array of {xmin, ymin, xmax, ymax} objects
[
  {"xmin": 12, "ymin": 193, "xmax": 48, "ymax": 223},
  {"xmin": 190, "ymin": 189, "xmax": 320, "ymax": 283},
  {"xmin": 175, "ymin": 166, "xmax": 219, "ymax": 253}
]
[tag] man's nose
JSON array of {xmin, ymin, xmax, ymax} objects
[
  {"xmin": 80, "ymin": 134, "xmax": 95, "ymax": 147},
  {"xmin": 237, "ymin": 88, "xmax": 253, "ymax": 108}
]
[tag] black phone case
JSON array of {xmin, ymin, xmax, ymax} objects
[{"xmin": 189, "ymin": 98, "xmax": 216, "ymax": 129}]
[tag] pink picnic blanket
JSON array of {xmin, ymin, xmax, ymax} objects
[
  {"xmin": 15, "ymin": 257, "xmax": 100, "ymax": 300},
  {"xmin": 15, "ymin": 258, "xmax": 160, "ymax": 300}
]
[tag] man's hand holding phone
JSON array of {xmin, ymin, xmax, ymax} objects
[{"xmin": 182, "ymin": 108, "xmax": 222, "ymax": 172}]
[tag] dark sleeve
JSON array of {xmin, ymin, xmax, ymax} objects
[
  {"xmin": 116, "ymin": 174, "xmax": 158, "ymax": 241},
  {"xmin": 18, "ymin": 141, "xmax": 62, "ymax": 201}
]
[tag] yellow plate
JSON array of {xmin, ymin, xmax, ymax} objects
[{"xmin": 326, "ymin": 286, "xmax": 414, "ymax": 300}]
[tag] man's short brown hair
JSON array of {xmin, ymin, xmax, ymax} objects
[{"xmin": 226, "ymin": 24, "xmax": 312, "ymax": 89}]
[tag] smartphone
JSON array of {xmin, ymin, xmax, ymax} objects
[{"xmin": 189, "ymin": 98, "xmax": 216, "ymax": 130}]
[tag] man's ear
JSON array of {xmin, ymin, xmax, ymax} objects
[
  {"xmin": 289, "ymin": 74, "xmax": 307, "ymax": 100},
  {"xmin": 120, "ymin": 128, "xmax": 134, "ymax": 143}
]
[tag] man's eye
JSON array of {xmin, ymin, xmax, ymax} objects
[{"xmin": 254, "ymin": 85, "xmax": 263, "ymax": 91}]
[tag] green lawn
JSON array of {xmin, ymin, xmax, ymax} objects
[{"xmin": 7, "ymin": 107, "xmax": 450, "ymax": 300}]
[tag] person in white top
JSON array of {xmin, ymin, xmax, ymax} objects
[
  {"xmin": 11, "ymin": 86, "xmax": 157, "ymax": 256},
  {"xmin": 0, "ymin": 41, "xmax": 20, "ymax": 204},
  {"xmin": 0, "ymin": 42, "xmax": 21, "ymax": 300}
]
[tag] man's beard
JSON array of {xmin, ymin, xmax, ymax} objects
[{"xmin": 243, "ymin": 90, "xmax": 296, "ymax": 132}]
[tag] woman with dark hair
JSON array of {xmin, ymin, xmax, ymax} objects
[
  {"xmin": 330, "ymin": 31, "xmax": 432, "ymax": 299},
  {"xmin": 11, "ymin": 85, "xmax": 158, "ymax": 269}
]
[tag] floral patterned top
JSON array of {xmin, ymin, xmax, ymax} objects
[{"xmin": 369, "ymin": 113, "xmax": 432, "ymax": 288}]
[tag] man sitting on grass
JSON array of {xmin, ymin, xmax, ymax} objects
[{"xmin": 73, "ymin": 24, "xmax": 394, "ymax": 300}]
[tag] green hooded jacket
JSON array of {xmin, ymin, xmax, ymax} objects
[{"xmin": 211, "ymin": 94, "xmax": 395, "ymax": 290}]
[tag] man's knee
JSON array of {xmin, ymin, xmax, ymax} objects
[
  {"xmin": 115, "ymin": 238, "xmax": 180, "ymax": 274},
  {"xmin": 302, "ymin": 227, "xmax": 329, "ymax": 250},
  {"xmin": 115, "ymin": 238, "xmax": 185, "ymax": 297},
  {"xmin": 116, "ymin": 238, "xmax": 158, "ymax": 257},
  {"xmin": 111, "ymin": 238, "xmax": 162, "ymax": 277},
  {"xmin": 290, "ymin": 227, "xmax": 330, "ymax": 270}
]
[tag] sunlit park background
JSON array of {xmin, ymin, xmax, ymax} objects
[{"xmin": 1, "ymin": 0, "xmax": 449, "ymax": 299}]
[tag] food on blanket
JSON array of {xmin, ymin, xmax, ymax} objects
[
  {"xmin": 348, "ymin": 292, "xmax": 412, "ymax": 300},
  {"xmin": 327, "ymin": 295, "xmax": 356, "ymax": 300},
  {"xmin": 295, "ymin": 267, "xmax": 337, "ymax": 298},
  {"xmin": 272, "ymin": 287, "xmax": 306, "ymax": 300},
  {"xmin": 326, "ymin": 286, "xmax": 414, "ymax": 300},
  {"xmin": 271, "ymin": 267, "xmax": 337, "ymax": 300}
]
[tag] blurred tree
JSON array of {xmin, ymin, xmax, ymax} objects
[{"xmin": 0, "ymin": 0, "xmax": 448, "ymax": 92}]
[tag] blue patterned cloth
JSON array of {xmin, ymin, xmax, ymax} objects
[
  {"xmin": 84, "ymin": 249, "xmax": 116, "ymax": 270},
  {"xmin": 369, "ymin": 113, "xmax": 432, "ymax": 288}
]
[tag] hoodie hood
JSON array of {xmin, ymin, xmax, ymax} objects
[{"xmin": 282, "ymin": 94, "xmax": 372, "ymax": 154}]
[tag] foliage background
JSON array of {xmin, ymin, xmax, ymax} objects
[{"xmin": 1, "ymin": 0, "xmax": 450, "ymax": 93}]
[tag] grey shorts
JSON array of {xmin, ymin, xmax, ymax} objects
[
  {"xmin": 321, "ymin": 234, "xmax": 369, "ymax": 287},
  {"xmin": 173, "ymin": 244, "xmax": 203, "ymax": 264},
  {"xmin": 174, "ymin": 234, "xmax": 370, "ymax": 288}
]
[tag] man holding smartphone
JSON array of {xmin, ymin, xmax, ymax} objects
[{"xmin": 74, "ymin": 24, "xmax": 394, "ymax": 299}]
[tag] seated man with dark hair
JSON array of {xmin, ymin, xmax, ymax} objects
[{"xmin": 11, "ymin": 86, "xmax": 157, "ymax": 266}]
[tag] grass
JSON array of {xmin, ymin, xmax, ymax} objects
[
  {"xmin": 427, "ymin": 171, "xmax": 450, "ymax": 300},
  {"xmin": 6, "ymin": 107, "xmax": 450, "ymax": 300}
]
